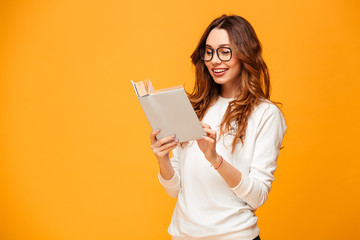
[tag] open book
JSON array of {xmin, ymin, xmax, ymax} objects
[{"xmin": 131, "ymin": 79, "xmax": 205, "ymax": 142}]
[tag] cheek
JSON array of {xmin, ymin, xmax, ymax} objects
[
  {"xmin": 227, "ymin": 59, "xmax": 241, "ymax": 73},
  {"xmin": 227, "ymin": 58, "xmax": 240, "ymax": 67},
  {"xmin": 204, "ymin": 62, "xmax": 212, "ymax": 72}
]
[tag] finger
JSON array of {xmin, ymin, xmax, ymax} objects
[
  {"xmin": 153, "ymin": 140, "xmax": 179, "ymax": 157},
  {"xmin": 203, "ymin": 128, "xmax": 216, "ymax": 134},
  {"xmin": 202, "ymin": 136, "xmax": 215, "ymax": 144},
  {"xmin": 201, "ymin": 122, "xmax": 211, "ymax": 129},
  {"xmin": 158, "ymin": 139, "xmax": 179, "ymax": 152},
  {"xmin": 203, "ymin": 128, "xmax": 216, "ymax": 140},
  {"xmin": 150, "ymin": 129, "xmax": 161, "ymax": 144},
  {"xmin": 155, "ymin": 143, "xmax": 179, "ymax": 159},
  {"xmin": 156, "ymin": 134, "xmax": 177, "ymax": 147}
]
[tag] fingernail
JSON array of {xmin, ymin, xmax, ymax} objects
[
  {"xmin": 171, "ymin": 134, "xmax": 176, "ymax": 138},
  {"xmin": 175, "ymin": 139, "xmax": 179, "ymax": 143},
  {"xmin": 154, "ymin": 129, "xmax": 160, "ymax": 132}
]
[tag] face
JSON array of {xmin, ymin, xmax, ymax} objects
[{"xmin": 204, "ymin": 28, "xmax": 241, "ymax": 97}]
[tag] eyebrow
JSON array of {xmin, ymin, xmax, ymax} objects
[{"xmin": 205, "ymin": 44, "xmax": 231, "ymax": 48}]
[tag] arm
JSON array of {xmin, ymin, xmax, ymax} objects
[
  {"xmin": 197, "ymin": 124, "xmax": 243, "ymax": 188},
  {"xmin": 231, "ymin": 105, "xmax": 287, "ymax": 209},
  {"xmin": 150, "ymin": 129, "xmax": 181, "ymax": 198},
  {"xmin": 197, "ymin": 105, "xmax": 287, "ymax": 209}
]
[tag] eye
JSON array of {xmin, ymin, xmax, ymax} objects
[
  {"xmin": 220, "ymin": 48, "xmax": 231, "ymax": 54},
  {"xmin": 205, "ymin": 48, "xmax": 213, "ymax": 55}
]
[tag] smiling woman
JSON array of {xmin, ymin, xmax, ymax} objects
[
  {"xmin": 148, "ymin": 15, "xmax": 286, "ymax": 240},
  {"xmin": 203, "ymin": 28, "xmax": 242, "ymax": 98}
]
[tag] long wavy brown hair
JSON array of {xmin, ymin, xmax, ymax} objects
[{"xmin": 189, "ymin": 15, "xmax": 272, "ymax": 153}]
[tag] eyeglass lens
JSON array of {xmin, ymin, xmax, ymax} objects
[{"xmin": 200, "ymin": 47, "xmax": 232, "ymax": 61}]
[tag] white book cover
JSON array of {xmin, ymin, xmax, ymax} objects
[{"xmin": 131, "ymin": 80, "xmax": 205, "ymax": 142}]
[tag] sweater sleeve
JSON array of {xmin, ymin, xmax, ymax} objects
[
  {"xmin": 230, "ymin": 104, "xmax": 287, "ymax": 209},
  {"xmin": 158, "ymin": 147, "xmax": 181, "ymax": 198}
]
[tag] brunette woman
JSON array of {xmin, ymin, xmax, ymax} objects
[{"xmin": 150, "ymin": 14, "xmax": 286, "ymax": 240}]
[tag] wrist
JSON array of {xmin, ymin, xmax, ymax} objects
[
  {"xmin": 207, "ymin": 153, "xmax": 219, "ymax": 164},
  {"xmin": 157, "ymin": 155, "xmax": 170, "ymax": 164},
  {"xmin": 211, "ymin": 155, "xmax": 223, "ymax": 170},
  {"xmin": 158, "ymin": 157, "xmax": 174, "ymax": 180}
]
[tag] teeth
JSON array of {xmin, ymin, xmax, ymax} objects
[{"xmin": 213, "ymin": 69, "xmax": 226, "ymax": 73}]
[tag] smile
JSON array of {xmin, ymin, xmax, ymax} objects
[
  {"xmin": 213, "ymin": 69, "xmax": 227, "ymax": 73},
  {"xmin": 212, "ymin": 68, "xmax": 228, "ymax": 76}
]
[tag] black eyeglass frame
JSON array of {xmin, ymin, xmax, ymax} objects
[{"xmin": 199, "ymin": 47, "xmax": 233, "ymax": 62}]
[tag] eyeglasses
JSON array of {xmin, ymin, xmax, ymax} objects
[{"xmin": 199, "ymin": 47, "xmax": 232, "ymax": 62}]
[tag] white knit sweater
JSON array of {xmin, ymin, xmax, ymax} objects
[{"xmin": 159, "ymin": 96, "xmax": 287, "ymax": 240}]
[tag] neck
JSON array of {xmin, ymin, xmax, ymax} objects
[{"xmin": 220, "ymin": 83, "xmax": 237, "ymax": 98}]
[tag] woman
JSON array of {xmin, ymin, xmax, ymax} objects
[{"xmin": 150, "ymin": 15, "xmax": 286, "ymax": 240}]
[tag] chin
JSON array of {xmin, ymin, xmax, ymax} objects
[{"xmin": 213, "ymin": 78, "xmax": 229, "ymax": 85}]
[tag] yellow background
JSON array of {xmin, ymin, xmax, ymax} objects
[{"xmin": 1, "ymin": 0, "xmax": 359, "ymax": 239}]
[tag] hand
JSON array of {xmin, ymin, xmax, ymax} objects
[
  {"xmin": 150, "ymin": 129, "xmax": 179, "ymax": 163},
  {"xmin": 196, "ymin": 123, "xmax": 218, "ymax": 162}
]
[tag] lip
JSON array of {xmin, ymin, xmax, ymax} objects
[{"xmin": 212, "ymin": 68, "xmax": 228, "ymax": 77}]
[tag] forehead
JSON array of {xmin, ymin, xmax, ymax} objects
[{"xmin": 205, "ymin": 28, "xmax": 230, "ymax": 47}]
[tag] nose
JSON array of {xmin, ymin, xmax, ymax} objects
[{"xmin": 211, "ymin": 51, "xmax": 221, "ymax": 65}]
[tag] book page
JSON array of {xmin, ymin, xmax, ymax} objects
[
  {"xmin": 132, "ymin": 79, "xmax": 155, "ymax": 97},
  {"xmin": 152, "ymin": 85, "xmax": 183, "ymax": 94},
  {"xmin": 144, "ymin": 79, "xmax": 154, "ymax": 94}
]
